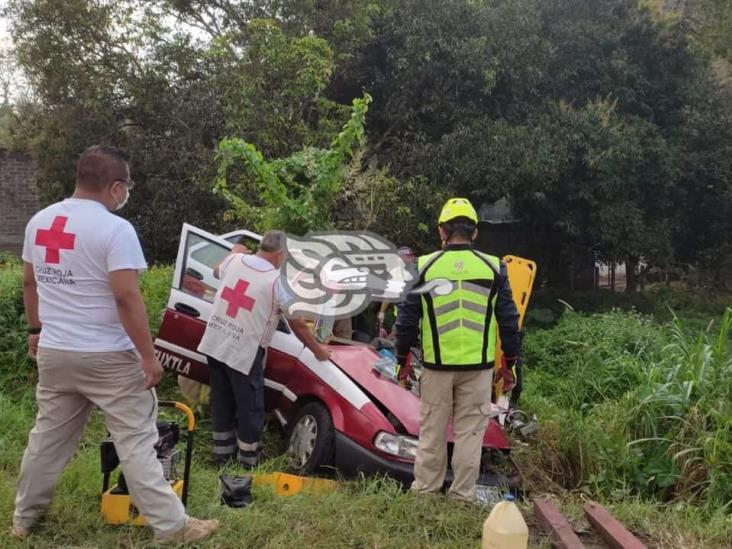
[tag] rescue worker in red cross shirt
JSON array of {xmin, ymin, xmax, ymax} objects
[
  {"xmin": 13, "ymin": 145, "xmax": 218, "ymax": 544},
  {"xmin": 395, "ymin": 198, "xmax": 521, "ymax": 502},
  {"xmin": 197, "ymin": 231, "xmax": 331, "ymax": 468}
]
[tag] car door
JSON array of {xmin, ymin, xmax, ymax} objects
[
  {"xmin": 154, "ymin": 224, "xmax": 236, "ymax": 383},
  {"xmin": 154, "ymin": 224, "xmax": 304, "ymax": 406}
]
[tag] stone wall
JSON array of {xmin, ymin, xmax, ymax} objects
[{"xmin": 0, "ymin": 150, "xmax": 38, "ymax": 255}]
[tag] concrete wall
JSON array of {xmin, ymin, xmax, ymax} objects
[{"xmin": 0, "ymin": 150, "xmax": 38, "ymax": 255}]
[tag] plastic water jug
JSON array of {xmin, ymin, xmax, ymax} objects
[{"xmin": 482, "ymin": 493, "xmax": 529, "ymax": 549}]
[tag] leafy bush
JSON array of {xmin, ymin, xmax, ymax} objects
[
  {"xmin": 214, "ymin": 94, "xmax": 371, "ymax": 235},
  {"xmin": 524, "ymin": 311, "xmax": 665, "ymax": 409},
  {"xmin": 140, "ymin": 265, "xmax": 174, "ymax": 333},
  {"xmin": 523, "ymin": 309, "xmax": 732, "ymax": 510},
  {"xmin": 0, "ymin": 264, "xmax": 36, "ymax": 394}
]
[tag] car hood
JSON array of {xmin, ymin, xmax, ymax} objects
[
  {"xmin": 329, "ymin": 346, "xmax": 422, "ymax": 435},
  {"xmin": 328, "ymin": 345, "xmax": 510, "ymax": 450}
]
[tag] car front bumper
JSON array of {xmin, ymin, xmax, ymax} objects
[
  {"xmin": 334, "ymin": 432, "xmax": 520, "ymax": 489},
  {"xmin": 335, "ymin": 431, "xmax": 415, "ymax": 485}
]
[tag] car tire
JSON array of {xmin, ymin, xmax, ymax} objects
[{"xmin": 286, "ymin": 402, "xmax": 335, "ymax": 474}]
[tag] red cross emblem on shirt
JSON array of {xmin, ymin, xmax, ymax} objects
[
  {"xmin": 221, "ymin": 279, "xmax": 256, "ymax": 318},
  {"xmin": 35, "ymin": 216, "xmax": 76, "ymax": 264}
]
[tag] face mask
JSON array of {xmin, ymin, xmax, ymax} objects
[{"xmin": 113, "ymin": 184, "xmax": 130, "ymax": 211}]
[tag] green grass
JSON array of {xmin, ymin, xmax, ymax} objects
[
  {"xmin": 1, "ymin": 391, "xmax": 493, "ymax": 548},
  {"xmin": 1, "ymin": 390, "xmax": 730, "ymax": 548},
  {"xmin": 140, "ymin": 265, "xmax": 175, "ymax": 334}
]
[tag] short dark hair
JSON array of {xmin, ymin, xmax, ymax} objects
[
  {"xmin": 76, "ymin": 145, "xmax": 131, "ymax": 190},
  {"xmin": 442, "ymin": 217, "xmax": 477, "ymax": 240}
]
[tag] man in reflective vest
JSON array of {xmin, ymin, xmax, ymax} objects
[{"xmin": 395, "ymin": 198, "xmax": 521, "ymax": 502}]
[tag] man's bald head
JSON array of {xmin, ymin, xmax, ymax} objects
[{"xmin": 76, "ymin": 145, "xmax": 132, "ymax": 191}]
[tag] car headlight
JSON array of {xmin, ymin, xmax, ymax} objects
[{"xmin": 374, "ymin": 431, "xmax": 419, "ymax": 460}]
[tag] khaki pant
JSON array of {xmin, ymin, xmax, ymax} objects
[
  {"xmin": 412, "ymin": 367, "xmax": 493, "ymax": 501},
  {"xmin": 14, "ymin": 348, "xmax": 187, "ymax": 537}
]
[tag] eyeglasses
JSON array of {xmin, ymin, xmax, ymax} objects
[{"xmin": 115, "ymin": 178, "xmax": 136, "ymax": 190}]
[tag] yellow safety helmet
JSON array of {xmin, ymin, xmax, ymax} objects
[{"xmin": 438, "ymin": 198, "xmax": 478, "ymax": 225}]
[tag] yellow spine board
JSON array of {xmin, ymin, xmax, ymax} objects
[{"xmin": 494, "ymin": 256, "xmax": 537, "ymax": 400}]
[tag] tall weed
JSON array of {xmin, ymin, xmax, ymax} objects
[
  {"xmin": 524, "ymin": 311, "xmax": 663, "ymax": 410},
  {"xmin": 139, "ymin": 265, "xmax": 174, "ymax": 332},
  {"xmin": 0, "ymin": 265, "xmax": 37, "ymax": 394},
  {"xmin": 524, "ymin": 309, "xmax": 732, "ymax": 511},
  {"xmin": 626, "ymin": 310, "xmax": 732, "ymax": 510}
]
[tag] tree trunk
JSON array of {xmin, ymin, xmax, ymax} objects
[
  {"xmin": 625, "ymin": 256, "xmax": 638, "ymax": 293},
  {"xmin": 610, "ymin": 262, "xmax": 616, "ymax": 292},
  {"xmin": 639, "ymin": 264, "xmax": 646, "ymax": 291}
]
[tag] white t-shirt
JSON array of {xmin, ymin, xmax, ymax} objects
[
  {"xmin": 197, "ymin": 254, "xmax": 290, "ymax": 375},
  {"xmin": 22, "ymin": 198, "xmax": 148, "ymax": 352}
]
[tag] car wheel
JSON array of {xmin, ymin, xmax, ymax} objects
[{"xmin": 286, "ymin": 402, "xmax": 334, "ymax": 474}]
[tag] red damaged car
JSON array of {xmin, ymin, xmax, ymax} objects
[{"xmin": 154, "ymin": 224, "xmax": 521, "ymax": 487}]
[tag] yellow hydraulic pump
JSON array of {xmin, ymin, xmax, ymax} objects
[{"xmin": 100, "ymin": 401, "xmax": 195, "ymax": 526}]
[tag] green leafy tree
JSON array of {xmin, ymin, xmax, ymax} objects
[
  {"xmin": 6, "ymin": 0, "xmax": 350, "ymax": 260},
  {"xmin": 510, "ymin": 99, "xmax": 678, "ymax": 289},
  {"xmin": 661, "ymin": 0, "xmax": 732, "ymax": 63},
  {"xmin": 334, "ymin": 155, "xmax": 446, "ymax": 252},
  {"xmin": 348, "ymin": 0, "xmax": 729, "ymax": 288},
  {"xmin": 214, "ymin": 94, "xmax": 371, "ymax": 235},
  {"xmin": 6, "ymin": 0, "xmax": 732, "ymax": 289},
  {"xmin": 671, "ymin": 85, "xmax": 732, "ymax": 288}
]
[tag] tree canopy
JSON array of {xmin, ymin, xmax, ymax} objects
[{"xmin": 4, "ymin": 0, "xmax": 731, "ymax": 288}]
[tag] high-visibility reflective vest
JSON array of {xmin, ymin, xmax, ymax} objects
[{"xmin": 417, "ymin": 248, "xmax": 500, "ymax": 370}]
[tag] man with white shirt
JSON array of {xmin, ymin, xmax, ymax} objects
[
  {"xmin": 198, "ymin": 231, "xmax": 331, "ymax": 468},
  {"xmin": 13, "ymin": 145, "xmax": 218, "ymax": 545}
]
